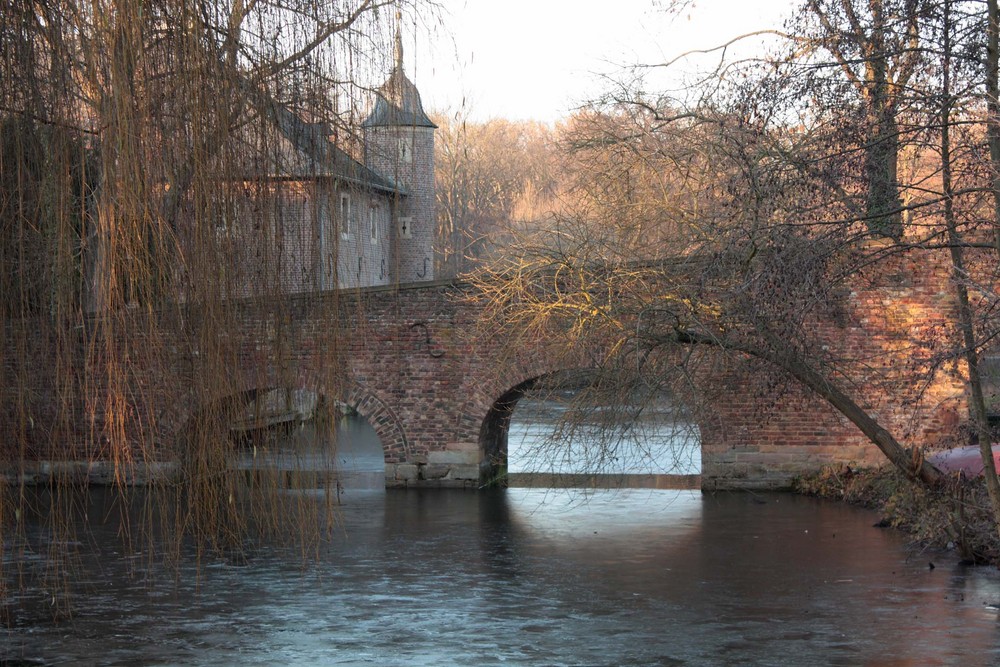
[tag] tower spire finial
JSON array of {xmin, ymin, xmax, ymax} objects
[{"xmin": 394, "ymin": 11, "xmax": 404, "ymax": 71}]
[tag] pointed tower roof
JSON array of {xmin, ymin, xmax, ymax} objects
[{"xmin": 362, "ymin": 18, "xmax": 436, "ymax": 129}]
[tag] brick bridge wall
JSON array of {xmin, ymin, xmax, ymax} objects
[{"xmin": 1, "ymin": 250, "xmax": 971, "ymax": 490}]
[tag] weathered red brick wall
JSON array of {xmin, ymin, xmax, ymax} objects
[
  {"xmin": 0, "ymin": 248, "xmax": 977, "ymax": 490},
  {"xmin": 699, "ymin": 247, "xmax": 968, "ymax": 488}
]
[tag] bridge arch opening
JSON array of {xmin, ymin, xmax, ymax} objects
[
  {"xmin": 326, "ymin": 405, "xmax": 386, "ymax": 489},
  {"xmin": 479, "ymin": 371, "xmax": 702, "ymax": 488},
  {"xmin": 179, "ymin": 387, "xmax": 389, "ymax": 491}
]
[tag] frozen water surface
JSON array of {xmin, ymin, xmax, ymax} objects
[{"xmin": 4, "ymin": 488, "xmax": 1000, "ymax": 666}]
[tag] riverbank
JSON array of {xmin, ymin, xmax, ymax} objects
[{"xmin": 795, "ymin": 466, "xmax": 1000, "ymax": 567}]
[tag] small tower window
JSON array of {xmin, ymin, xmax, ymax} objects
[
  {"xmin": 370, "ymin": 206, "xmax": 378, "ymax": 244},
  {"xmin": 340, "ymin": 193, "xmax": 352, "ymax": 238},
  {"xmin": 398, "ymin": 137, "xmax": 413, "ymax": 164},
  {"xmin": 399, "ymin": 216, "xmax": 413, "ymax": 239}
]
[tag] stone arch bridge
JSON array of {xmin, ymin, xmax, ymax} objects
[{"xmin": 5, "ymin": 265, "xmax": 967, "ymax": 491}]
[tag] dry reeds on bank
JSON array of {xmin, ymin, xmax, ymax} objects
[{"xmin": 796, "ymin": 466, "xmax": 1000, "ymax": 566}]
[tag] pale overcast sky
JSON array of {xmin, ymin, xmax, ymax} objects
[{"xmin": 410, "ymin": 0, "xmax": 798, "ymax": 122}]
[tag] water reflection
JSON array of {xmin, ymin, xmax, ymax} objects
[
  {"xmin": 236, "ymin": 410, "xmax": 386, "ymax": 493},
  {"xmin": 329, "ymin": 412, "xmax": 385, "ymax": 491},
  {"xmin": 5, "ymin": 488, "xmax": 999, "ymax": 666}
]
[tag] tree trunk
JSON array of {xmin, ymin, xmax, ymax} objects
[
  {"xmin": 941, "ymin": 0, "xmax": 1000, "ymax": 534},
  {"xmin": 672, "ymin": 329, "xmax": 942, "ymax": 486},
  {"xmin": 865, "ymin": 109, "xmax": 903, "ymax": 240},
  {"xmin": 969, "ymin": 0, "xmax": 1000, "ymax": 539},
  {"xmin": 987, "ymin": 0, "xmax": 1000, "ymax": 254},
  {"xmin": 863, "ymin": 0, "xmax": 903, "ymax": 241},
  {"xmin": 769, "ymin": 349, "xmax": 942, "ymax": 486}
]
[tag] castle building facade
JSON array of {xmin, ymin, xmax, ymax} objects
[{"xmin": 272, "ymin": 32, "xmax": 436, "ymax": 292}]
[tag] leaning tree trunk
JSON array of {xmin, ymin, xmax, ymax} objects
[
  {"xmin": 963, "ymin": 0, "xmax": 1000, "ymax": 540},
  {"xmin": 672, "ymin": 329, "xmax": 943, "ymax": 486},
  {"xmin": 953, "ymin": 294, "xmax": 1000, "ymax": 544}
]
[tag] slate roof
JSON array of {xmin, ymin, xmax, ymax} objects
[
  {"xmin": 361, "ymin": 26, "xmax": 436, "ymax": 129},
  {"xmin": 361, "ymin": 67, "xmax": 437, "ymax": 129},
  {"xmin": 262, "ymin": 97, "xmax": 405, "ymax": 195}
]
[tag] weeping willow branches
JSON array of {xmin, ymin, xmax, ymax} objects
[{"xmin": 1, "ymin": 0, "xmax": 433, "ymax": 596}]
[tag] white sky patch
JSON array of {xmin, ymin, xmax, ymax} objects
[{"xmin": 410, "ymin": 0, "xmax": 798, "ymax": 123}]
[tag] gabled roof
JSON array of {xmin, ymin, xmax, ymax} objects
[{"xmin": 262, "ymin": 97, "xmax": 405, "ymax": 195}]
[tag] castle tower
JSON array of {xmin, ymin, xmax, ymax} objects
[{"xmin": 362, "ymin": 21, "xmax": 436, "ymax": 283}]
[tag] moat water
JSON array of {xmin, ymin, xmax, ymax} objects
[
  {"xmin": 4, "ymin": 403, "xmax": 1000, "ymax": 665},
  {"xmin": 4, "ymin": 488, "xmax": 1000, "ymax": 666}
]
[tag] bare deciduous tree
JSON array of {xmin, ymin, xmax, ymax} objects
[
  {"xmin": 434, "ymin": 111, "xmax": 557, "ymax": 276},
  {"xmin": 470, "ymin": 0, "xmax": 1000, "ymax": 516}
]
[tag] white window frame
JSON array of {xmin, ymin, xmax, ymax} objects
[
  {"xmin": 369, "ymin": 205, "xmax": 378, "ymax": 244},
  {"xmin": 339, "ymin": 192, "xmax": 352, "ymax": 238}
]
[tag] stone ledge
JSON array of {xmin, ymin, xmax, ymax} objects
[
  {"xmin": 427, "ymin": 450, "xmax": 478, "ymax": 465},
  {"xmin": 507, "ymin": 473, "xmax": 701, "ymax": 490},
  {"xmin": 385, "ymin": 477, "xmax": 478, "ymax": 489},
  {"xmin": 2, "ymin": 461, "xmax": 180, "ymax": 486}
]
